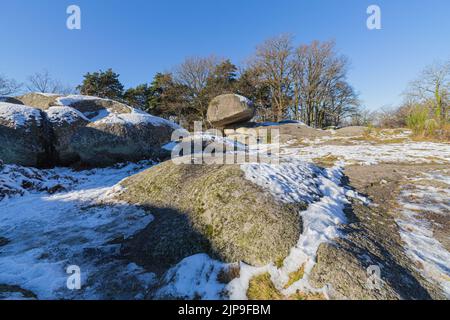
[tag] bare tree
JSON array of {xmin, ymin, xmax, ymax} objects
[
  {"xmin": 26, "ymin": 70, "xmax": 74, "ymax": 94},
  {"xmin": 0, "ymin": 75, "xmax": 22, "ymax": 96},
  {"xmin": 405, "ymin": 60, "xmax": 450, "ymax": 121},
  {"xmin": 174, "ymin": 56, "xmax": 220, "ymax": 120},
  {"xmin": 251, "ymin": 34, "xmax": 294, "ymax": 121},
  {"xmin": 292, "ymin": 40, "xmax": 358, "ymax": 127}
]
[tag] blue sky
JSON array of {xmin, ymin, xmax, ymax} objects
[{"xmin": 0, "ymin": 0, "xmax": 449, "ymax": 110}]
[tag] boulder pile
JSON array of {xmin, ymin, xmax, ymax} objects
[{"xmin": 0, "ymin": 93, "xmax": 182, "ymax": 167}]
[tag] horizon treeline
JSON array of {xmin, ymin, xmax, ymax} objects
[
  {"xmin": 2, "ymin": 35, "xmax": 448, "ymax": 133},
  {"xmin": 79, "ymin": 35, "xmax": 361, "ymax": 129},
  {"xmin": 1, "ymin": 35, "xmax": 362, "ymax": 129}
]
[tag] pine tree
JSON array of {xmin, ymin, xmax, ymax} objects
[
  {"xmin": 77, "ymin": 69, "xmax": 124, "ymax": 100},
  {"xmin": 123, "ymin": 84, "xmax": 151, "ymax": 110}
]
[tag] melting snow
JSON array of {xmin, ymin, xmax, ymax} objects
[
  {"xmin": 94, "ymin": 107, "xmax": 182, "ymax": 129},
  {"xmin": 156, "ymin": 158, "xmax": 358, "ymax": 300},
  {"xmin": 287, "ymin": 142, "xmax": 450, "ymax": 165},
  {"xmin": 55, "ymin": 95, "xmax": 101, "ymax": 106},
  {"xmin": 235, "ymin": 94, "xmax": 252, "ymax": 105},
  {"xmin": 45, "ymin": 106, "xmax": 90, "ymax": 124},
  {"xmin": 228, "ymin": 162, "xmax": 351, "ymax": 299},
  {"xmin": 0, "ymin": 161, "xmax": 157, "ymax": 299},
  {"xmin": 154, "ymin": 254, "xmax": 227, "ymax": 300},
  {"xmin": 0, "ymin": 102, "xmax": 42, "ymax": 129},
  {"xmin": 396, "ymin": 170, "xmax": 450, "ymax": 297}
]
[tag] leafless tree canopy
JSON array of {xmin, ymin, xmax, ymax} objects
[
  {"xmin": 26, "ymin": 70, "xmax": 74, "ymax": 95},
  {"xmin": 251, "ymin": 34, "xmax": 294, "ymax": 121},
  {"xmin": 173, "ymin": 55, "xmax": 221, "ymax": 120},
  {"xmin": 404, "ymin": 60, "xmax": 450, "ymax": 121},
  {"xmin": 248, "ymin": 37, "xmax": 359, "ymax": 126},
  {"xmin": 0, "ymin": 75, "xmax": 22, "ymax": 96},
  {"xmin": 175, "ymin": 56, "xmax": 219, "ymax": 95}
]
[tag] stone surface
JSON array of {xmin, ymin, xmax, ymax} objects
[
  {"xmin": 207, "ymin": 94, "xmax": 255, "ymax": 127},
  {"xmin": 117, "ymin": 157, "xmax": 303, "ymax": 271}
]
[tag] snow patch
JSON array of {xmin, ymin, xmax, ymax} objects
[
  {"xmin": 0, "ymin": 102, "xmax": 42, "ymax": 128},
  {"xmin": 155, "ymin": 254, "xmax": 226, "ymax": 300},
  {"xmin": 235, "ymin": 94, "xmax": 252, "ymax": 105},
  {"xmin": 0, "ymin": 161, "xmax": 157, "ymax": 299},
  {"xmin": 228, "ymin": 163, "xmax": 350, "ymax": 299},
  {"xmin": 94, "ymin": 107, "xmax": 182, "ymax": 129},
  {"xmin": 396, "ymin": 170, "xmax": 450, "ymax": 297},
  {"xmin": 55, "ymin": 95, "xmax": 101, "ymax": 106},
  {"xmin": 45, "ymin": 106, "xmax": 90, "ymax": 125},
  {"xmin": 287, "ymin": 142, "xmax": 450, "ymax": 165}
]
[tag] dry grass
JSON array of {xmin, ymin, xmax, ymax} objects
[
  {"xmin": 354, "ymin": 137, "xmax": 408, "ymax": 144},
  {"xmin": 284, "ymin": 265, "xmax": 305, "ymax": 289},
  {"xmin": 410, "ymin": 124, "xmax": 450, "ymax": 142},
  {"xmin": 289, "ymin": 291, "xmax": 326, "ymax": 300},
  {"xmin": 247, "ymin": 273, "xmax": 284, "ymax": 300},
  {"xmin": 247, "ymin": 271, "xmax": 326, "ymax": 301},
  {"xmin": 313, "ymin": 154, "xmax": 339, "ymax": 167}
]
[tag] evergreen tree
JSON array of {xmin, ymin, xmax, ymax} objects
[
  {"xmin": 123, "ymin": 84, "xmax": 151, "ymax": 110},
  {"xmin": 77, "ymin": 69, "xmax": 124, "ymax": 100},
  {"xmin": 205, "ymin": 59, "xmax": 238, "ymax": 96}
]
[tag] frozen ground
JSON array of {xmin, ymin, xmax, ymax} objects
[
  {"xmin": 0, "ymin": 135, "xmax": 449, "ymax": 300},
  {"xmin": 154, "ymin": 158, "xmax": 367, "ymax": 300},
  {"xmin": 0, "ymin": 161, "xmax": 156, "ymax": 299},
  {"xmin": 285, "ymin": 141, "xmax": 450, "ymax": 165},
  {"xmin": 396, "ymin": 170, "xmax": 450, "ymax": 297}
]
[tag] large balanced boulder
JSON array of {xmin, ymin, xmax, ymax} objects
[
  {"xmin": 116, "ymin": 157, "xmax": 303, "ymax": 271},
  {"xmin": 207, "ymin": 94, "xmax": 255, "ymax": 128},
  {"xmin": 0, "ymin": 102, "xmax": 55, "ymax": 167}
]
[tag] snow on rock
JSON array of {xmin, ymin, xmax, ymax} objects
[
  {"xmin": 95, "ymin": 107, "xmax": 182, "ymax": 130},
  {"xmin": 55, "ymin": 95, "xmax": 101, "ymax": 106},
  {"xmin": 0, "ymin": 102, "xmax": 42, "ymax": 128},
  {"xmin": 156, "ymin": 158, "xmax": 358, "ymax": 300},
  {"xmin": 155, "ymin": 254, "xmax": 227, "ymax": 300},
  {"xmin": 228, "ymin": 162, "xmax": 351, "ymax": 299},
  {"xmin": 0, "ymin": 163, "xmax": 78, "ymax": 201},
  {"xmin": 235, "ymin": 94, "xmax": 253, "ymax": 106},
  {"xmin": 54, "ymin": 95, "xmax": 183, "ymax": 130},
  {"xmin": 45, "ymin": 106, "xmax": 90, "ymax": 125},
  {"xmin": 0, "ymin": 161, "xmax": 157, "ymax": 299},
  {"xmin": 241, "ymin": 159, "xmax": 322, "ymax": 204},
  {"xmin": 34, "ymin": 93, "xmax": 60, "ymax": 97}
]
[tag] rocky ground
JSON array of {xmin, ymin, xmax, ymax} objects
[{"xmin": 0, "ymin": 94, "xmax": 449, "ymax": 300}]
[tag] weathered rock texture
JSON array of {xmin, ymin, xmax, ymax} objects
[
  {"xmin": 207, "ymin": 94, "xmax": 255, "ymax": 127},
  {"xmin": 70, "ymin": 121, "xmax": 175, "ymax": 167},
  {"xmin": 16, "ymin": 93, "xmax": 61, "ymax": 110},
  {"xmin": 0, "ymin": 103, "xmax": 55, "ymax": 167},
  {"xmin": 116, "ymin": 157, "xmax": 303, "ymax": 271},
  {"xmin": 1, "ymin": 95, "xmax": 181, "ymax": 168}
]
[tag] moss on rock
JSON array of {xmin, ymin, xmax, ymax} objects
[{"xmin": 117, "ymin": 157, "xmax": 304, "ymax": 271}]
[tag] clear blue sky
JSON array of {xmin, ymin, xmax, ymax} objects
[{"xmin": 0, "ymin": 0, "xmax": 449, "ymax": 110}]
